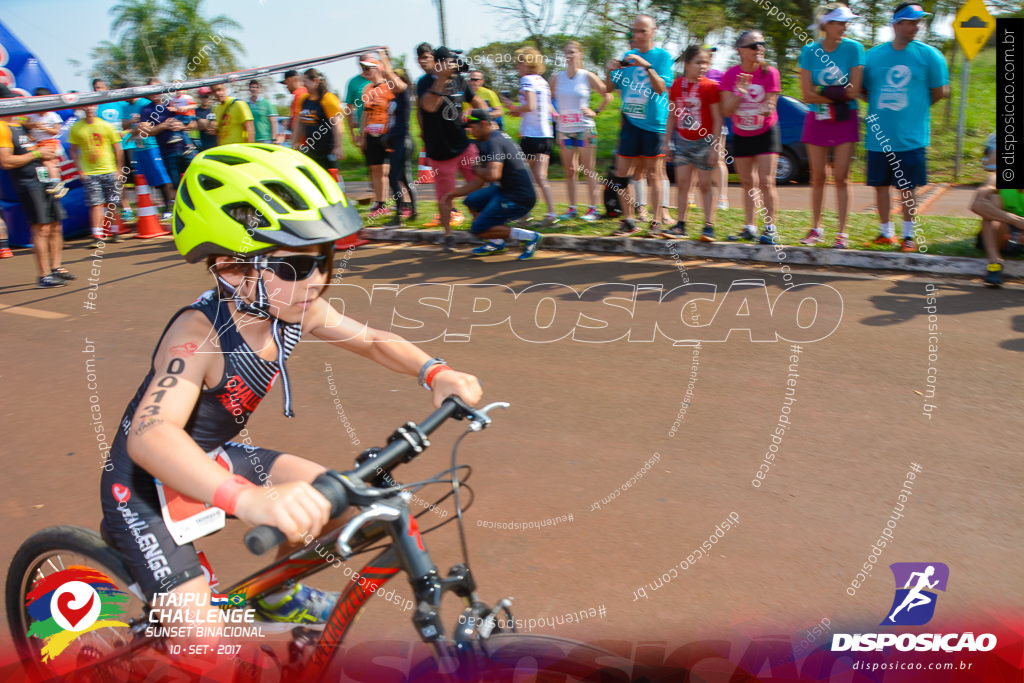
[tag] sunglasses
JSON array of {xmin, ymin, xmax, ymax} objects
[
  {"xmin": 469, "ymin": 77, "xmax": 483, "ymax": 81},
  {"xmin": 261, "ymin": 253, "xmax": 330, "ymax": 281},
  {"xmin": 741, "ymin": 41, "xmax": 766, "ymax": 49}
]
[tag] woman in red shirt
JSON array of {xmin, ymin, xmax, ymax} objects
[{"xmin": 663, "ymin": 46, "xmax": 722, "ymax": 241}]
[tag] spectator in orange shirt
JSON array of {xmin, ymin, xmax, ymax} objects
[
  {"xmin": 359, "ymin": 53, "xmax": 406, "ymax": 217},
  {"xmin": 292, "ymin": 68, "xmax": 344, "ymax": 171},
  {"xmin": 279, "ymin": 70, "xmax": 308, "ymax": 144}
]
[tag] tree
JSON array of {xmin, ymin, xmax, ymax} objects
[
  {"xmin": 162, "ymin": 0, "xmax": 245, "ymax": 77},
  {"xmin": 93, "ymin": 0, "xmax": 245, "ymax": 86}
]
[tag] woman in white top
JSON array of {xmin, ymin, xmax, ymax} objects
[
  {"xmin": 502, "ymin": 46, "xmax": 557, "ymax": 223},
  {"xmin": 551, "ymin": 40, "xmax": 611, "ymax": 222}
]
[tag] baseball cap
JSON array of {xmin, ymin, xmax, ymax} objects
[
  {"xmin": 463, "ymin": 108, "xmax": 492, "ymax": 127},
  {"xmin": 279, "ymin": 69, "xmax": 299, "ymax": 84},
  {"xmin": 892, "ymin": 3, "xmax": 931, "ymax": 22},
  {"xmin": 197, "ymin": 86, "xmax": 212, "ymax": 96}
]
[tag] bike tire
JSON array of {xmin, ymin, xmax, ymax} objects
[
  {"xmin": 462, "ymin": 633, "xmax": 639, "ymax": 681},
  {"xmin": 5, "ymin": 525, "xmax": 148, "ymax": 682}
]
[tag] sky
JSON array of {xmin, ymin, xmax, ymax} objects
[
  {"xmin": 1, "ymin": 0, "xmax": 528, "ymax": 98},
  {"xmin": 3, "ymin": 0, "xmax": 951, "ymax": 101}
]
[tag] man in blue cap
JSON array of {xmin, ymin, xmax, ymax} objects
[{"xmin": 862, "ymin": 2, "xmax": 949, "ymax": 252}]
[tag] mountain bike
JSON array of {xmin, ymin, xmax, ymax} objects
[{"xmin": 7, "ymin": 397, "xmax": 632, "ymax": 681}]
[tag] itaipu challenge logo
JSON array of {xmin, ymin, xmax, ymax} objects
[{"xmin": 24, "ymin": 566, "xmax": 129, "ymax": 662}]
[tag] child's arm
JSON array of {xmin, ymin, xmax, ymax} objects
[
  {"xmin": 127, "ymin": 311, "xmax": 330, "ymax": 540},
  {"xmin": 306, "ymin": 299, "xmax": 482, "ymax": 408}
]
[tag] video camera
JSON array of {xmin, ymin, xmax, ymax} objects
[{"xmin": 435, "ymin": 46, "xmax": 471, "ymax": 74}]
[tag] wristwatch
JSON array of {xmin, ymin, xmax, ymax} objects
[{"xmin": 418, "ymin": 357, "xmax": 447, "ymax": 389}]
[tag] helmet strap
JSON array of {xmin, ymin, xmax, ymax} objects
[{"xmin": 215, "ymin": 261, "xmax": 296, "ymax": 419}]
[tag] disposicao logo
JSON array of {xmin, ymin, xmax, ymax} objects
[
  {"xmin": 25, "ymin": 566, "xmax": 129, "ymax": 661},
  {"xmin": 883, "ymin": 562, "xmax": 948, "ymax": 626},
  {"xmin": 832, "ymin": 562, "xmax": 997, "ymax": 653}
]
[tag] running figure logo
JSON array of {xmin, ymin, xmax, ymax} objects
[{"xmin": 882, "ymin": 562, "xmax": 949, "ymax": 626}]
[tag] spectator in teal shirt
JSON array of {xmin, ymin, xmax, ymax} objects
[
  {"xmin": 247, "ymin": 80, "xmax": 277, "ymax": 144},
  {"xmin": 862, "ymin": 2, "xmax": 949, "ymax": 252},
  {"xmin": 605, "ymin": 14, "xmax": 674, "ymax": 236},
  {"xmin": 345, "ymin": 55, "xmax": 374, "ymax": 150}
]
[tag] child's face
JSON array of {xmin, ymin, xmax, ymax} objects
[{"xmin": 258, "ymin": 246, "xmax": 331, "ymax": 323}]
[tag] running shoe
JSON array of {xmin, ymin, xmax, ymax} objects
[
  {"xmin": 471, "ymin": 241, "xmax": 506, "ymax": 256},
  {"xmin": 450, "ymin": 210, "xmax": 464, "ymax": 227},
  {"xmin": 687, "ymin": 194, "xmax": 697, "ymax": 208},
  {"xmin": 383, "ymin": 213, "xmax": 401, "ymax": 227},
  {"xmin": 866, "ymin": 234, "xmax": 898, "ymax": 246},
  {"xmin": 518, "ymin": 234, "xmax": 541, "ymax": 260},
  {"xmin": 0, "ymin": 247, "xmax": 12, "ymax": 258},
  {"xmin": 441, "ymin": 234, "xmax": 455, "ymax": 253},
  {"xmin": 759, "ymin": 231, "xmax": 779, "ymax": 245},
  {"xmin": 666, "ymin": 221, "xmax": 686, "ymax": 237},
  {"xmin": 52, "ymin": 181, "xmax": 68, "ymax": 199},
  {"xmin": 900, "ymin": 237, "xmax": 915, "ymax": 253},
  {"xmin": 984, "ymin": 262, "xmax": 1004, "ymax": 287},
  {"xmin": 51, "ymin": 267, "xmax": 76, "ymax": 281},
  {"xmin": 611, "ymin": 220, "xmax": 641, "ymax": 237},
  {"xmin": 37, "ymin": 274, "xmax": 66, "ymax": 288},
  {"xmin": 799, "ymin": 229, "xmax": 824, "ymax": 246},
  {"xmin": 255, "ymin": 583, "xmax": 339, "ymax": 624},
  {"xmin": 727, "ymin": 227, "xmax": 758, "ymax": 242},
  {"xmin": 400, "ymin": 206, "xmax": 415, "ymax": 219},
  {"xmin": 648, "ymin": 221, "xmax": 664, "ymax": 238},
  {"xmin": 90, "ymin": 234, "xmax": 105, "ymax": 249},
  {"xmin": 637, "ymin": 207, "xmax": 650, "ymax": 222},
  {"xmin": 423, "ymin": 214, "xmax": 442, "ymax": 228},
  {"xmin": 541, "ymin": 213, "xmax": 559, "ymax": 228},
  {"xmin": 832, "ymin": 234, "xmax": 849, "ymax": 249},
  {"xmin": 122, "ymin": 206, "xmax": 136, "ymax": 222},
  {"xmin": 717, "ymin": 196, "xmax": 729, "ymax": 211},
  {"xmin": 700, "ymin": 225, "xmax": 715, "ymax": 242},
  {"xmin": 581, "ymin": 207, "xmax": 600, "ymax": 222},
  {"xmin": 558, "ymin": 208, "xmax": 579, "ymax": 220}
]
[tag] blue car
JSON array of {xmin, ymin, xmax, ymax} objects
[{"xmin": 667, "ymin": 95, "xmax": 810, "ymax": 184}]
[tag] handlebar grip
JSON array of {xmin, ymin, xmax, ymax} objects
[
  {"xmin": 244, "ymin": 471, "xmax": 350, "ymax": 555},
  {"xmin": 245, "ymin": 525, "xmax": 286, "ymax": 555}
]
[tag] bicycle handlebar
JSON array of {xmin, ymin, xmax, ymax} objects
[{"xmin": 244, "ymin": 396, "xmax": 501, "ymax": 555}]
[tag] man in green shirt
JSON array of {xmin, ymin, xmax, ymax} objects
[
  {"xmin": 247, "ymin": 80, "xmax": 277, "ymax": 144},
  {"xmin": 211, "ymin": 84, "xmax": 255, "ymax": 146},
  {"xmin": 971, "ymin": 185, "xmax": 1024, "ymax": 287},
  {"xmin": 468, "ymin": 71, "xmax": 504, "ymax": 129},
  {"xmin": 345, "ymin": 55, "xmax": 374, "ymax": 147}
]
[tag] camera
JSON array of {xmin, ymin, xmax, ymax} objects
[{"xmin": 435, "ymin": 46, "xmax": 471, "ymax": 74}]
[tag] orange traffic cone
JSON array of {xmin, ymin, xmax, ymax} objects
[
  {"xmin": 416, "ymin": 152, "xmax": 434, "ymax": 184},
  {"xmin": 328, "ymin": 168, "xmax": 368, "ymax": 249},
  {"xmin": 134, "ymin": 173, "xmax": 170, "ymax": 239},
  {"xmin": 106, "ymin": 210, "xmax": 128, "ymax": 240}
]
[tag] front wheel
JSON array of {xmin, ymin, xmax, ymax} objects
[
  {"xmin": 776, "ymin": 148, "xmax": 800, "ymax": 184},
  {"xmin": 452, "ymin": 633, "xmax": 641, "ymax": 681},
  {"xmin": 5, "ymin": 526, "xmax": 150, "ymax": 681}
]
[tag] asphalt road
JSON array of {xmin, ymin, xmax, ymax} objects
[{"xmin": 0, "ymin": 239, "xmax": 1021, "ymax": 677}]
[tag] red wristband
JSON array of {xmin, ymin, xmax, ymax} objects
[
  {"xmin": 213, "ymin": 475, "xmax": 254, "ymax": 515},
  {"xmin": 424, "ymin": 364, "xmax": 452, "ymax": 389}
]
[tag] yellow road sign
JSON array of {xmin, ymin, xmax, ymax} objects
[{"xmin": 954, "ymin": 0, "xmax": 995, "ymax": 61}]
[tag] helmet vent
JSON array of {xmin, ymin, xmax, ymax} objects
[
  {"xmin": 198, "ymin": 174, "xmax": 224, "ymax": 191},
  {"xmin": 251, "ymin": 144, "xmax": 279, "ymax": 152},
  {"xmin": 179, "ymin": 181, "xmax": 195, "ymax": 210},
  {"xmin": 223, "ymin": 202, "xmax": 271, "ymax": 229},
  {"xmin": 263, "ymin": 182, "xmax": 309, "ymax": 211},
  {"xmin": 173, "ymin": 211, "xmax": 185, "ymax": 235},
  {"xmin": 296, "ymin": 165, "xmax": 330, "ymax": 203},
  {"xmin": 205, "ymin": 154, "xmax": 247, "ymax": 166}
]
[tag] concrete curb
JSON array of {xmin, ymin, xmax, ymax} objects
[{"xmin": 360, "ymin": 227, "xmax": 1024, "ymax": 278}]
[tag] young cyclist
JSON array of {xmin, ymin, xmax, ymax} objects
[{"xmin": 99, "ymin": 145, "xmax": 482, "ymax": 637}]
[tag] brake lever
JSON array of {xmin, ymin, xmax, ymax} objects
[
  {"xmin": 466, "ymin": 401, "xmax": 511, "ymax": 432},
  {"xmin": 335, "ymin": 502, "xmax": 403, "ymax": 558}
]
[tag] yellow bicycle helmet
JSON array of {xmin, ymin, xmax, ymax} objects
[{"xmin": 173, "ymin": 144, "xmax": 361, "ymax": 262}]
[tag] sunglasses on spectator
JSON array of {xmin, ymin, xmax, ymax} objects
[
  {"xmin": 741, "ymin": 41, "xmax": 766, "ymax": 49},
  {"xmin": 469, "ymin": 77, "xmax": 483, "ymax": 81},
  {"xmin": 261, "ymin": 254, "xmax": 329, "ymax": 281}
]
